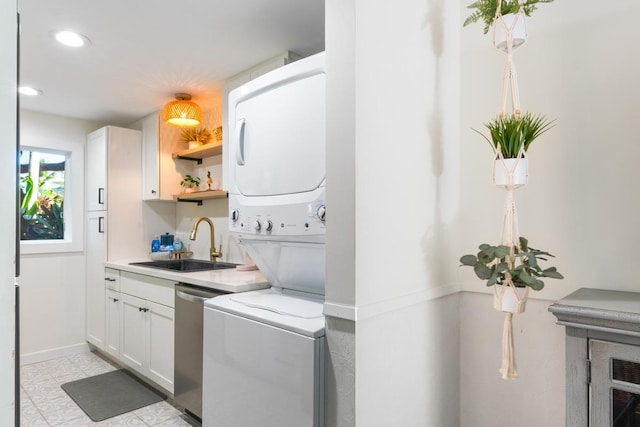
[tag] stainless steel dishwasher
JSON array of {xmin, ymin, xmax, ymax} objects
[{"xmin": 175, "ymin": 283, "xmax": 227, "ymax": 421}]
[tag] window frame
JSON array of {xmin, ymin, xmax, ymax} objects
[{"xmin": 19, "ymin": 139, "xmax": 84, "ymax": 254}]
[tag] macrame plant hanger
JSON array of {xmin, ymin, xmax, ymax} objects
[{"xmin": 491, "ymin": 0, "xmax": 529, "ymax": 380}]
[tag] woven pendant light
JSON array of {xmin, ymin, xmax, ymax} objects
[{"xmin": 162, "ymin": 93, "xmax": 203, "ymax": 127}]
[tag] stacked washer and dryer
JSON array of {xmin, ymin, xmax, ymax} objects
[{"xmin": 202, "ymin": 52, "xmax": 326, "ymax": 427}]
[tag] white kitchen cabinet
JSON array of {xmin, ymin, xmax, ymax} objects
[
  {"xmin": 119, "ymin": 271, "xmax": 175, "ymax": 394},
  {"xmin": 85, "ymin": 126, "xmax": 145, "ymax": 351},
  {"xmin": 141, "ymin": 113, "xmax": 191, "ymax": 201},
  {"xmin": 120, "ymin": 293, "xmax": 147, "ymax": 373},
  {"xmin": 105, "ymin": 288, "xmax": 121, "ymax": 359},
  {"xmin": 147, "ymin": 299, "xmax": 175, "ymax": 392},
  {"xmin": 86, "ymin": 130, "xmax": 107, "ymax": 211},
  {"xmin": 104, "ymin": 268, "xmax": 121, "ymax": 359},
  {"xmin": 86, "ymin": 211, "xmax": 106, "ymax": 349},
  {"xmin": 85, "ymin": 125, "xmax": 146, "ymax": 260}
]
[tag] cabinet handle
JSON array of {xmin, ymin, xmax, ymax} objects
[
  {"xmin": 98, "ymin": 188, "xmax": 105, "ymax": 205},
  {"xmin": 138, "ymin": 307, "xmax": 149, "ymax": 313},
  {"xmin": 112, "ymin": 298, "xmax": 119, "ymax": 303},
  {"xmin": 151, "ymin": 189, "xmax": 157, "ymax": 194},
  {"xmin": 105, "ymin": 277, "xmax": 116, "ymax": 282},
  {"xmin": 98, "ymin": 216, "xmax": 105, "ymax": 233}
]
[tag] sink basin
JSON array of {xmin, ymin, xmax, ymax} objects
[{"xmin": 129, "ymin": 259, "xmax": 238, "ymax": 272}]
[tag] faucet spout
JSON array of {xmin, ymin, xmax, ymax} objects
[{"xmin": 189, "ymin": 217, "xmax": 222, "ymax": 262}]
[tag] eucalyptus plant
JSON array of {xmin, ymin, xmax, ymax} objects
[
  {"xmin": 463, "ymin": 0, "xmax": 554, "ymax": 34},
  {"xmin": 474, "ymin": 112, "xmax": 555, "ymax": 158},
  {"xmin": 460, "ymin": 236, "xmax": 563, "ymax": 291}
]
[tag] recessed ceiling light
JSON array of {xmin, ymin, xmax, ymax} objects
[
  {"xmin": 18, "ymin": 86, "xmax": 42, "ymax": 96},
  {"xmin": 51, "ymin": 30, "xmax": 91, "ymax": 47}
]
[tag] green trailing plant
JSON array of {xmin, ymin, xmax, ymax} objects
[
  {"xmin": 463, "ymin": 0, "xmax": 554, "ymax": 34},
  {"xmin": 473, "ymin": 112, "xmax": 555, "ymax": 158},
  {"xmin": 459, "ymin": 236, "xmax": 563, "ymax": 291},
  {"xmin": 180, "ymin": 174, "xmax": 201, "ymax": 188}
]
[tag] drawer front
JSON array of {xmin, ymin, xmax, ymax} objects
[
  {"xmin": 105, "ymin": 268, "xmax": 120, "ymax": 291},
  {"xmin": 120, "ymin": 271, "xmax": 176, "ymax": 308}
]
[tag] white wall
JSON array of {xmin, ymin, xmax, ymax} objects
[
  {"xmin": 19, "ymin": 110, "xmax": 103, "ymax": 363},
  {"xmin": 172, "ymin": 153, "xmax": 247, "ymax": 265},
  {"xmin": 460, "ymin": 293, "xmax": 565, "ymax": 426},
  {"xmin": 326, "ymin": 0, "xmax": 462, "ymax": 424},
  {"xmin": 174, "ymin": 198, "xmax": 245, "ymax": 265},
  {"xmin": 457, "ymin": 1, "xmax": 640, "ymax": 425},
  {"xmin": 0, "ymin": 0, "xmax": 17, "ymax": 423}
]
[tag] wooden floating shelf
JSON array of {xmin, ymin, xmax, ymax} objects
[
  {"xmin": 174, "ymin": 190, "xmax": 227, "ymax": 205},
  {"xmin": 172, "ymin": 141, "xmax": 223, "ymax": 163}
]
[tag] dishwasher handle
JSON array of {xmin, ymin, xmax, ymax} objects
[
  {"xmin": 176, "ymin": 290, "xmax": 212, "ymax": 304},
  {"xmin": 175, "ymin": 283, "xmax": 227, "ymax": 304}
]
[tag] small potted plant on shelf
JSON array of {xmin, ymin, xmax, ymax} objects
[
  {"xmin": 473, "ymin": 112, "xmax": 555, "ymax": 186},
  {"xmin": 180, "ymin": 127, "xmax": 212, "ymax": 149},
  {"xmin": 463, "ymin": 0, "xmax": 553, "ymax": 51},
  {"xmin": 180, "ymin": 175, "xmax": 201, "ymax": 193},
  {"xmin": 459, "ymin": 236, "xmax": 563, "ymax": 313}
]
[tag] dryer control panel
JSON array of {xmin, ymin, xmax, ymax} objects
[{"xmin": 228, "ymin": 193, "xmax": 325, "ymax": 238}]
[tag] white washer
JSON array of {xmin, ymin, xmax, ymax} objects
[
  {"xmin": 203, "ymin": 289, "xmax": 324, "ymax": 427},
  {"xmin": 202, "ymin": 52, "xmax": 327, "ymax": 427}
]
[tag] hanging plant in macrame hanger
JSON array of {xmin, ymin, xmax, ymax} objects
[{"xmin": 461, "ymin": 0, "xmax": 561, "ymax": 380}]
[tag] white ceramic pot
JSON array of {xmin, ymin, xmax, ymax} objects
[
  {"xmin": 188, "ymin": 141, "xmax": 200, "ymax": 150},
  {"xmin": 493, "ymin": 284, "xmax": 528, "ymax": 314},
  {"xmin": 493, "ymin": 12, "xmax": 527, "ymax": 52},
  {"xmin": 183, "ymin": 186, "xmax": 197, "ymax": 194},
  {"xmin": 493, "ymin": 157, "xmax": 528, "ymax": 187}
]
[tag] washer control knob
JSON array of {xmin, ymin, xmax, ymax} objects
[
  {"xmin": 263, "ymin": 220, "xmax": 273, "ymax": 231},
  {"xmin": 316, "ymin": 205, "xmax": 326, "ymax": 222},
  {"xmin": 253, "ymin": 220, "xmax": 262, "ymax": 231},
  {"xmin": 231, "ymin": 209, "xmax": 240, "ymax": 222}
]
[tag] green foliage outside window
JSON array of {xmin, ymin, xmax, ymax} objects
[{"xmin": 19, "ymin": 150, "xmax": 65, "ymax": 240}]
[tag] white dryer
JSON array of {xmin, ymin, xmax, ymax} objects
[{"xmin": 202, "ymin": 52, "xmax": 326, "ymax": 427}]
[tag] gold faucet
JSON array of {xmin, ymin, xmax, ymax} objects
[{"xmin": 189, "ymin": 217, "xmax": 222, "ymax": 262}]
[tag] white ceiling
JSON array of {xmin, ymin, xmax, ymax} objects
[{"xmin": 17, "ymin": 0, "xmax": 325, "ymax": 126}]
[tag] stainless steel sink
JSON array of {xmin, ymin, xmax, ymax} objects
[{"xmin": 129, "ymin": 259, "xmax": 238, "ymax": 272}]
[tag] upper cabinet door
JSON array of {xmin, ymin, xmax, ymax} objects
[
  {"xmin": 86, "ymin": 127, "xmax": 107, "ymax": 211},
  {"xmin": 141, "ymin": 114, "xmax": 160, "ymax": 201}
]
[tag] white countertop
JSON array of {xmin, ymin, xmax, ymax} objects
[{"xmin": 105, "ymin": 259, "xmax": 270, "ymax": 293}]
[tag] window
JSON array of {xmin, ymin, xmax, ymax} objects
[
  {"xmin": 19, "ymin": 139, "xmax": 83, "ymax": 254},
  {"xmin": 19, "ymin": 149, "xmax": 66, "ymax": 240}
]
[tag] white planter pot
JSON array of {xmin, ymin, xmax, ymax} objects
[
  {"xmin": 493, "ymin": 157, "xmax": 528, "ymax": 187},
  {"xmin": 493, "ymin": 284, "xmax": 528, "ymax": 314},
  {"xmin": 188, "ymin": 141, "xmax": 200, "ymax": 150},
  {"xmin": 183, "ymin": 186, "xmax": 197, "ymax": 194},
  {"xmin": 493, "ymin": 12, "xmax": 527, "ymax": 52}
]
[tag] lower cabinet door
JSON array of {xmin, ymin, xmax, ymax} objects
[
  {"xmin": 104, "ymin": 289, "xmax": 121, "ymax": 359},
  {"xmin": 590, "ymin": 339, "xmax": 640, "ymax": 426},
  {"xmin": 147, "ymin": 300, "xmax": 174, "ymax": 393},
  {"xmin": 120, "ymin": 293, "xmax": 147, "ymax": 373},
  {"xmin": 86, "ymin": 212, "xmax": 106, "ymax": 349}
]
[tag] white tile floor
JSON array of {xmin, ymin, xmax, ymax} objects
[{"xmin": 20, "ymin": 351, "xmax": 193, "ymax": 427}]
